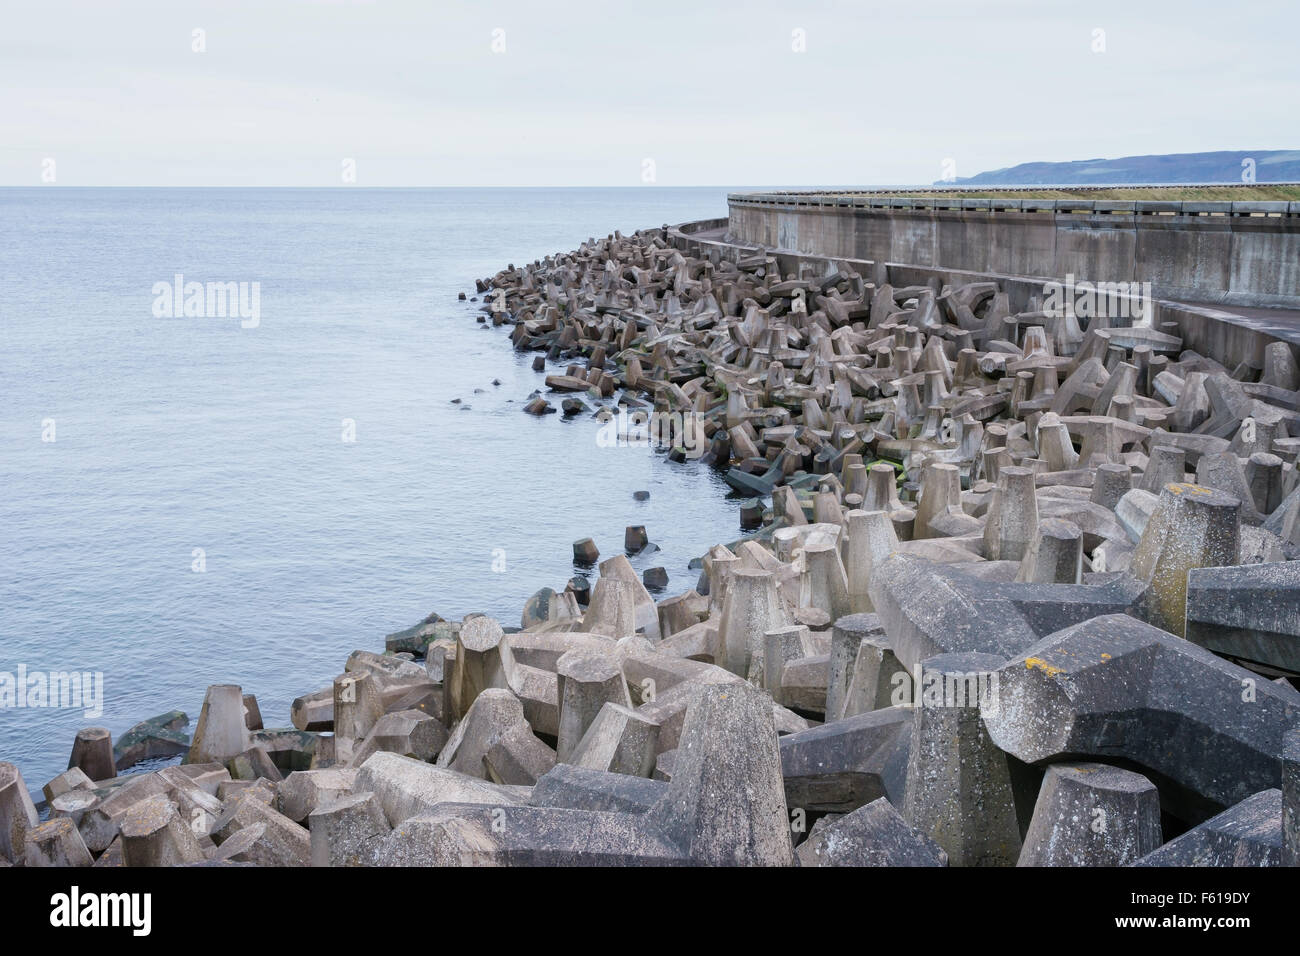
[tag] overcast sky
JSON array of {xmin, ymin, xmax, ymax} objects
[{"xmin": 2, "ymin": 0, "xmax": 1297, "ymax": 187}]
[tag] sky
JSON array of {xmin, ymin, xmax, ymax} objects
[{"xmin": 2, "ymin": 0, "xmax": 1298, "ymax": 187}]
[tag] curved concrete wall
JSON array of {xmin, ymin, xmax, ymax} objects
[
  {"xmin": 668, "ymin": 218, "xmax": 1300, "ymax": 374},
  {"xmin": 728, "ymin": 193, "xmax": 1300, "ymax": 310}
]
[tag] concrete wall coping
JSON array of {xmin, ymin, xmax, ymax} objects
[{"xmin": 728, "ymin": 191, "xmax": 1300, "ymax": 218}]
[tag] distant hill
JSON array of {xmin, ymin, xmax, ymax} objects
[{"xmin": 942, "ymin": 150, "xmax": 1300, "ymax": 186}]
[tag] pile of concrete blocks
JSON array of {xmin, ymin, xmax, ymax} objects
[{"xmin": 457, "ymin": 230, "xmax": 1300, "ymax": 866}]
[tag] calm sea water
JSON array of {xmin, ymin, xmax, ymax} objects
[{"xmin": 0, "ymin": 187, "xmax": 741, "ymax": 791}]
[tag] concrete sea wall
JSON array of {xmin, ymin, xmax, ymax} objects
[
  {"xmin": 727, "ymin": 192, "xmax": 1300, "ymax": 311},
  {"xmin": 674, "ymin": 206, "xmax": 1300, "ymax": 373}
]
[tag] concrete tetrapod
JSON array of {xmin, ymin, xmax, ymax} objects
[
  {"xmin": 717, "ymin": 568, "xmax": 788, "ymax": 683},
  {"xmin": 902, "ymin": 652, "xmax": 1021, "ymax": 867},
  {"xmin": 1130, "ymin": 483, "xmax": 1242, "ymax": 637},
  {"xmin": 984, "ymin": 613, "xmax": 1300, "ymax": 821},
  {"xmin": 1133, "ymin": 790, "xmax": 1285, "ymax": 867},
  {"xmin": 1016, "ymin": 763, "xmax": 1162, "ymax": 866},
  {"xmin": 365, "ymin": 682, "xmax": 793, "ymax": 865},
  {"xmin": 796, "ymin": 797, "xmax": 947, "ymax": 867},
  {"xmin": 187, "ymin": 684, "xmax": 251, "ymax": 766}
]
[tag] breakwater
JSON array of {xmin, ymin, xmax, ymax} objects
[{"xmin": 5, "ymin": 219, "xmax": 1300, "ymax": 868}]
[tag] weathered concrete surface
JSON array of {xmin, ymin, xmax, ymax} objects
[
  {"xmin": 903, "ymin": 653, "xmax": 1022, "ymax": 867},
  {"xmin": 780, "ymin": 706, "xmax": 910, "ymax": 814},
  {"xmin": 1133, "ymin": 790, "xmax": 1285, "ymax": 866},
  {"xmin": 1186, "ymin": 562, "xmax": 1300, "ymax": 674},
  {"xmin": 355, "ymin": 752, "xmax": 527, "ymax": 826},
  {"xmin": 644, "ymin": 683, "xmax": 794, "ymax": 866},
  {"xmin": 0, "ymin": 762, "xmax": 39, "ymax": 864},
  {"xmin": 1130, "ymin": 483, "xmax": 1241, "ymax": 637},
  {"xmin": 367, "ymin": 682, "xmax": 792, "ymax": 866},
  {"xmin": 528, "ymin": 764, "xmax": 666, "ymax": 815},
  {"xmin": 868, "ymin": 553, "xmax": 1144, "ymax": 672},
  {"xmin": 796, "ymin": 797, "xmax": 948, "ymax": 867},
  {"xmin": 985, "ymin": 614, "xmax": 1300, "ymax": 819},
  {"xmin": 727, "ymin": 191, "xmax": 1300, "ymax": 312},
  {"xmin": 1017, "ymin": 763, "xmax": 1162, "ymax": 866}
]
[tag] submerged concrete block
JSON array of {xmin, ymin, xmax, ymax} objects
[{"xmin": 113, "ymin": 711, "xmax": 190, "ymax": 770}]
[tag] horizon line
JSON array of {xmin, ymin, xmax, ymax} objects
[{"xmin": 0, "ymin": 183, "xmax": 917, "ymax": 190}]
